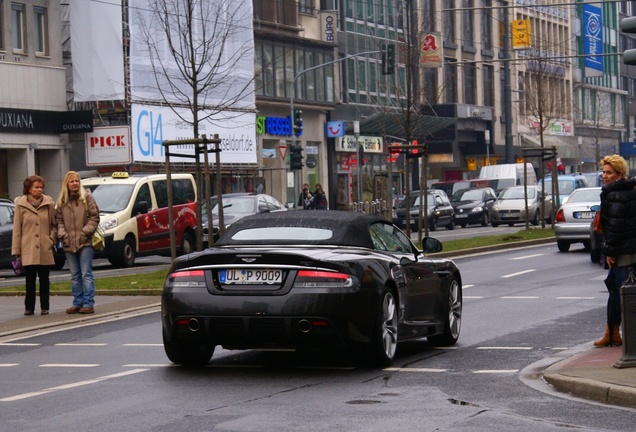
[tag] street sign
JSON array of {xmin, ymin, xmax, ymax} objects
[{"xmin": 278, "ymin": 145, "xmax": 287, "ymax": 160}]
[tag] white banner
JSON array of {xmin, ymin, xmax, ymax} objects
[
  {"xmin": 70, "ymin": 0, "xmax": 125, "ymax": 101},
  {"xmin": 336, "ymin": 136, "xmax": 384, "ymax": 153},
  {"xmin": 131, "ymin": 105, "xmax": 257, "ymax": 164},
  {"xmin": 85, "ymin": 126, "xmax": 132, "ymax": 166}
]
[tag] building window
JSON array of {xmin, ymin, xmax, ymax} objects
[
  {"xmin": 255, "ymin": 41, "xmax": 334, "ymax": 103},
  {"xmin": 423, "ymin": 68, "xmax": 438, "ymax": 105},
  {"xmin": 34, "ymin": 6, "xmax": 48, "ymax": 55},
  {"xmin": 443, "ymin": 0, "xmax": 455, "ymax": 45},
  {"xmin": 253, "ymin": 0, "xmax": 297, "ymax": 26},
  {"xmin": 483, "ymin": 65, "xmax": 494, "ymax": 107},
  {"xmin": 11, "ymin": 2, "xmax": 26, "ymax": 53},
  {"xmin": 481, "ymin": 0, "xmax": 492, "ymax": 51},
  {"xmin": 299, "ymin": 0, "xmax": 313, "ymax": 15},
  {"xmin": 444, "ymin": 59, "xmax": 457, "ymax": 103},
  {"xmin": 464, "ymin": 63, "xmax": 476, "ymax": 104},
  {"xmin": 422, "ymin": 0, "xmax": 435, "ymax": 33},
  {"xmin": 462, "ymin": 0, "xmax": 474, "ymax": 49},
  {"xmin": 0, "ymin": 1, "xmax": 4, "ymax": 51}
]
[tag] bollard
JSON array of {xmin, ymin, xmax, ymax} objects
[{"xmin": 615, "ymin": 268, "xmax": 636, "ymax": 368}]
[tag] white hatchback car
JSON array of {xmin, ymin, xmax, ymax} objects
[{"xmin": 554, "ymin": 187, "xmax": 602, "ymax": 252}]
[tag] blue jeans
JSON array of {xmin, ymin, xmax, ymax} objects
[{"xmin": 65, "ymin": 246, "xmax": 95, "ymax": 308}]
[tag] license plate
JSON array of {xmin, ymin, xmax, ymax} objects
[
  {"xmin": 219, "ymin": 269, "xmax": 282, "ymax": 285},
  {"xmin": 501, "ymin": 213, "xmax": 516, "ymax": 219},
  {"xmin": 455, "ymin": 214, "xmax": 467, "ymax": 218},
  {"xmin": 575, "ymin": 211, "xmax": 595, "ymax": 219}
]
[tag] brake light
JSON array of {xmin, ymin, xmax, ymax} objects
[
  {"xmin": 555, "ymin": 209, "xmax": 566, "ymax": 223},
  {"xmin": 294, "ymin": 270, "xmax": 354, "ymax": 288},
  {"xmin": 168, "ymin": 269, "xmax": 206, "ymax": 287}
]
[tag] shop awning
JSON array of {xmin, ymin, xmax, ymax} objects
[{"xmin": 350, "ymin": 111, "xmax": 456, "ymax": 139}]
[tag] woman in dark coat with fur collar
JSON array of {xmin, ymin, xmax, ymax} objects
[{"xmin": 595, "ymin": 154, "xmax": 636, "ymax": 347}]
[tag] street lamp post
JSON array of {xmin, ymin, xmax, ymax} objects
[{"xmin": 354, "ymin": 121, "xmax": 362, "ymax": 202}]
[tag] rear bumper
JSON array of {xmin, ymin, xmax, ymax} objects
[
  {"xmin": 554, "ymin": 222, "xmax": 591, "ymax": 241},
  {"xmin": 161, "ymin": 286, "xmax": 377, "ymax": 350}
]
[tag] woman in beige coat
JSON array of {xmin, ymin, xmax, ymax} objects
[
  {"xmin": 11, "ymin": 175, "xmax": 57, "ymax": 315},
  {"xmin": 56, "ymin": 171, "xmax": 100, "ymax": 314}
]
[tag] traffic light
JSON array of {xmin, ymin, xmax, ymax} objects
[
  {"xmin": 293, "ymin": 109, "xmax": 303, "ymax": 137},
  {"xmin": 358, "ymin": 143, "xmax": 364, "ymax": 167},
  {"xmin": 290, "ymin": 144, "xmax": 304, "ymax": 171},
  {"xmin": 621, "ymin": 17, "xmax": 636, "ymax": 65},
  {"xmin": 406, "ymin": 140, "xmax": 420, "ymax": 159},
  {"xmin": 381, "ymin": 44, "xmax": 395, "ymax": 75}
]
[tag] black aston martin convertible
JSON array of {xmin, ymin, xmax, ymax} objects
[{"xmin": 161, "ymin": 210, "xmax": 462, "ymax": 366}]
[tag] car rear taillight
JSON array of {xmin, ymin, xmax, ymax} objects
[
  {"xmin": 293, "ymin": 270, "xmax": 353, "ymax": 288},
  {"xmin": 555, "ymin": 209, "xmax": 566, "ymax": 223},
  {"xmin": 167, "ymin": 269, "xmax": 206, "ymax": 287}
]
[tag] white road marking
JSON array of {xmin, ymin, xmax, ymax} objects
[
  {"xmin": 0, "ymin": 364, "xmax": 18, "ymax": 367},
  {"xmin": 54, "ymin": 343, "xmax": 107, "ymax": 347},
  {"xmin": 0, "ymin": 369, "xmax": 148, "ymax": 402},
  {"xmin": 40, "ymin": 364, "xmax": 99, "ymax": 368},
  {"xmin": 501, "ymin": 269, "xmax": 536, "ymax": 278},
  {"xmin": 123, "ymin": 364, "xmax": 175, "ymax": 367},
  {"xmin": 384, "ymin": 367, "xmax": 447, "ymax": 373},
  {"xmin": 463, "ymin": 284, "xmax": 474, "ymax": 289},
  {"xmin": 122, "ymin": 343, "xmax": 163, "ymax": 347},
  {"xmin": 556, "ymin": 297, "xmax": 596, "ymax": 300},
  {"xmin": 511, "ymin": 254, "xmax": 543, "ymax": 260},
  {"xmin": 501, "ymin": 296, "xmax": 539, "ymax": 299},
  {"xmin": 473, "ymin": 369, "xmax": 519, "ymax": 374},
  {"xmin": 0, "ymin": 343, "xmax": 39, "ymax": 346},
  {"xmin": 477, "ymin": 347, "xmax": 532, "ymax": 350},
  {"xmin": 464, "ymin": 296, "xmax": 483, "ymax": 299}
]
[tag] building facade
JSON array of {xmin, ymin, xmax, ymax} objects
[{"xmin": 0, "ymin": 0, "xmax": 70, "ymax": 199}]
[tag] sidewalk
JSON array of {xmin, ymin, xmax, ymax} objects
[
  {"xmin": 543, "ymin": 344, "xmax": 636, "ymax": 409},
  {"xmin": 0, "ymin": 294, "xmax": 160, "ymax": 338},
  {"xmin": 1, "ymin": 292, "xmax": 636, "ymax": 409}
]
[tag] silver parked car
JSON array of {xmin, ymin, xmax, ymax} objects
[
  {"xmin": 554, "ymin": 187, "xmax": 602, "ymax": 252},
  {"xmin": 490, "ymin": 185, "xmax": 552, "ymax": 227}
]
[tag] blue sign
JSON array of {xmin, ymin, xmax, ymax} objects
[
  {"xmin": 325, "ymin": 121, "xmax": 346, "ymax": 138},
  {"xmin": 583, "ymin": 4, "xmax": 603, "ymax": 73}
]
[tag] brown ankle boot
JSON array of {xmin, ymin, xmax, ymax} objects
[
  {"xmin": 611, "ymin": 326, "xmax": 622, "ymax": 346},
  {"xmin": 593, "ymin": 324, "xmax": 610, "ymax": 347}
]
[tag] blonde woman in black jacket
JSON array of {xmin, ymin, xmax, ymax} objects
[{"xmin": 594, "ymin": 155, "xmax": 636, "ymax": 347}]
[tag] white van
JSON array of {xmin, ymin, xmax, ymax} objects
[
  {"xmin": 81, "ymin": 172, "xmax": 197, "ymax": 267},
  {"xmin": 479, "ymin": 163, "xmax": 537, "ymax": 192}
]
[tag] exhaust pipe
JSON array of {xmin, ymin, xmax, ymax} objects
[
  {"xmin": 298, "ymin": 319, "xmax": 312, "ymax": 333},
  {"xmin": 188, "ymin": 318, "xmax": 200, "ymax": 332}
]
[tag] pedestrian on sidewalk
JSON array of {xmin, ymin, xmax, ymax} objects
[
  {"xmin": 55, "ymin": 171, "xmax": 100, "ymax": 315},
  {"xmin": 311, "ymin": 183, "xmax": 328, "ymax": 210},
  {"xmin": 594, "ymin": 154, "xmax": 636, "ymax": 347},
  {"xmin": 11, "ymin": 175, "xmax": 57, "ymax": 316}
]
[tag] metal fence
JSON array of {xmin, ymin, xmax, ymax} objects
[{"xmin": 352, "ymin": 199, "xmax": 391, "ymax": 220}]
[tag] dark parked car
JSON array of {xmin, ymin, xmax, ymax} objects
[
  {"xmin": 162, "ymin": 211, "xmax": 463, "ymax": 366},
  {"xmin": 202, "ymin": 193, "xmax": 287, "ymax": 244},
  {"xmin": 392, "ymin": 189, "xmax": 455, "ymax": 231},
  {"xmin": 0, "ymin": 199, "xmax": 15, "ymax": 269},
  {"xmin": 450, "ymin": 187, "xmax": 497, "ymax": 228}
]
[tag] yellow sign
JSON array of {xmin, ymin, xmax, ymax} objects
[
  {"xmin": 467, "ymin": 158, "xmax": 477, "ymax": 171},
  {"xmin": 512, "ymin": 19, "xmax": 531, "ymax": 50}
]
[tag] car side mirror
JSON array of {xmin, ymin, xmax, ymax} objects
[
  {"xmin": 136, "ymin": 201, "xmax": 149, "ymax": 215},
  {"xmin": 423, "ymin": 237, "xmax": 442, "ymax": 253}
]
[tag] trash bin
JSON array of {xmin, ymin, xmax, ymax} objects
[{"xmin": 615, "ymin": 268, "xmax": 636, "ymax": 369}]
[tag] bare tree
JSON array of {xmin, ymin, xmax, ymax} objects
[
  {"xmin": 518, "ymin": 36, "xmax": 570, "ymax": 227},
  {"xmin": 132, "ymin": 0, "xmax": 255, "ymax": 249}
]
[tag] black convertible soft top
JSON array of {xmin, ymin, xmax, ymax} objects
[{"xmin": 215, "ymin": 210, "xmax": 388, "ymax": 248}]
